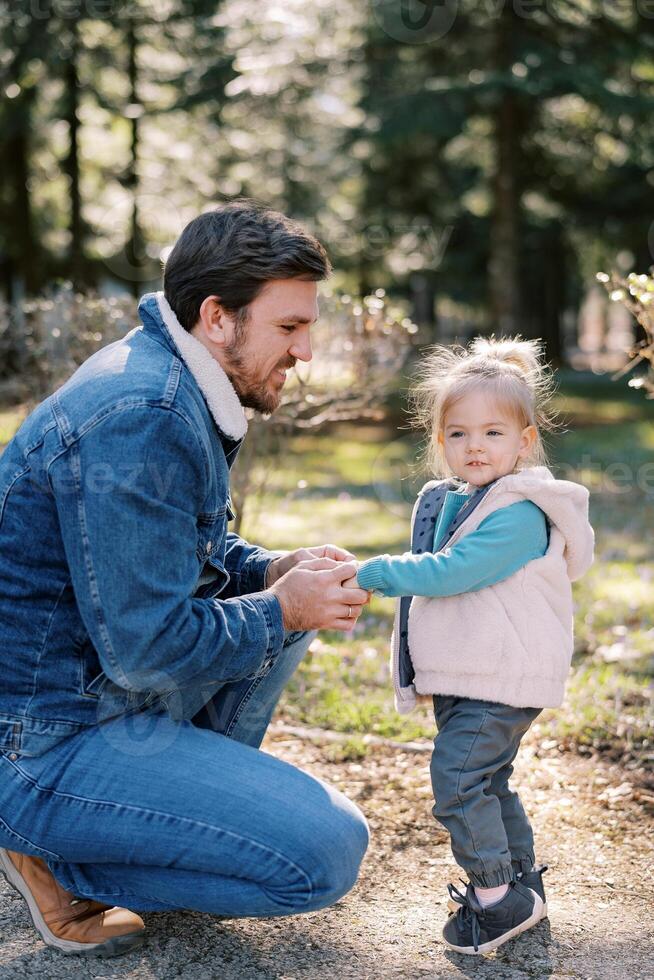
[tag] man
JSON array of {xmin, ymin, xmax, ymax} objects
[{"xmin": 0, "ymin": 201, "xmax": 370, "ymax": 958}]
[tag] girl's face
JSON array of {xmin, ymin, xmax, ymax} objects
[{"xmin": 438, "ymin": 388, "xmax": 537, "ymax": 487}]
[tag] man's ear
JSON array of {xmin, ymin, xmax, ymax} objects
[{"xmin": 195, "ymin": 296, "xmax": 233, "ymax": 346}]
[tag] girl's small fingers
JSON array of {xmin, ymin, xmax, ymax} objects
[
  {"xmin": 338, "ymin": 585, "xmax": 369, "ymax": 604},
  {"xmin": 321, "ymin": 543, "xmax": 356, "ymax": 560}
]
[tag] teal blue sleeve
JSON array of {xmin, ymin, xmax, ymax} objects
[{"xmin": 356, "ymin": 501, "xmax": 548, "ymax": 598}]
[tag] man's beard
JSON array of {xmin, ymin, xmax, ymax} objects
[{"xmin": 222, "ymin": 323, "xmax": 295, "ymax": 416}]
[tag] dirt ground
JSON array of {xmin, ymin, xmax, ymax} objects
[{"xmin": 0, "ymin": 725, "xmax": 652, "ymax": 980}]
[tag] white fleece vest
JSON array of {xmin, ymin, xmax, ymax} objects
[{"xmin": 391, "ymin": 466, "xmax": 595, "ymax": 713}]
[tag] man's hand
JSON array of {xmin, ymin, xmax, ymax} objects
[
  {"xmin": 267, "ymin": 558, "xmax": 370, "ymax": 632},
  {"xmin": 265, "ymin": 544, "xmax": 355, "ymax": 588},
  {"xmin": 342, "ymin": 562, "xmax": 371, "ymax": 598}
]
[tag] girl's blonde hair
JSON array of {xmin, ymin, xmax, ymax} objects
[{"xmin": 409, "ymin": 335, "xmax": 558, "ymax": 478}]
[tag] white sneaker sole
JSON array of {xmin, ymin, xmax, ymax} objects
[
  {"xmin": 0, "ymin": 848, "xmax": 145, "ymax": 957},
  {"xmin": 443, "ymin": 889, "xmax": 545, "ymax": 955}
]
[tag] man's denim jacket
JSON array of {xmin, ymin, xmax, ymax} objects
[{"xmin": 0, "ymin": 292, "xmax": 284, "ymax": 757}]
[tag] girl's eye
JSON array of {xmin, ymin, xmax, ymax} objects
[
  {"xmin": 449, "ymin": 431, "xmax": 464, "ymax": 438},
  {"xmin": 488, "ymin": 430, "xmax": 501, "ymax": 436}
]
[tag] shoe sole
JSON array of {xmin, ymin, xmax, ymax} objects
[
  {"xmin": 443, "ymin": 889, "xmax": 544, "ymax": 955},
  {"xmin": 0, "ymin": 848, "xmax": 145, "ymax": 958}
]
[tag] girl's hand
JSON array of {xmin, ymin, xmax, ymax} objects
[{"xmin": 342, "ymin": 563, "xmax": 372, "ymax": 603}]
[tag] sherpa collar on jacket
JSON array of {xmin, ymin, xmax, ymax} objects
[{"xmin": 137, "ymin": 290, "xmax": 248, "ymax": 442}]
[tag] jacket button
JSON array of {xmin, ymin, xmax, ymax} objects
[
  {"xmin": 206, "ymin": 541, "xmax": 212, "ymax": 553},
  {"xmin": 9, "ymin": 753, "xmax": 17, "ymax": 760}
]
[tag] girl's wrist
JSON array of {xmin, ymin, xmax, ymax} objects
[{"xmin": 355, "ymin": 556, "xmax": 389, "ymax": 594}]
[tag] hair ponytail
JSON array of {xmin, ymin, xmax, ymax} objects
[{"xmin": 469, "ymin": 336, "xmax": 543, "ymax": 378}]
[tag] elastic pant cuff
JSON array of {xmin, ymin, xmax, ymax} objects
[
  {"xmin": 467, "ymin": 865, "xmax": 515, "ymax": 888},
  {"xmin": 511, "ymin": 854, "xmax": 535, "ymax": 876}
]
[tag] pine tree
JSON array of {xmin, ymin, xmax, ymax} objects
[{"xmin": 355, "ymin": 0, "xmax": 654, "ymax": 361}]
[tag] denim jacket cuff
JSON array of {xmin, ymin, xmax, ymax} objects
[
  {"xmin": 240, "ymin": 550, "xmax": 283, "ymax": 593},
  {"xmin": 247, "ymin": 591, "xmax": 285, "ymax": 655}
]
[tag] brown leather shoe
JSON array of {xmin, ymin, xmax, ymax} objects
[{"xmin": 0, "ymin": 847, "xmax": 146, "ymax": 957}]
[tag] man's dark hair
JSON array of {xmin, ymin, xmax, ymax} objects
[{"xmin": 163, "ymin": 199, "xmax": 332, "ymax": 331}]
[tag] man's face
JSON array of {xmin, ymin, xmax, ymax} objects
[{"xmin": 219, "ymin": 279, "xmax": 318, "ymax": 415}]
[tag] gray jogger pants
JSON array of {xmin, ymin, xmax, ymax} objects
[{"xmin": 431, "ymin": 695, "xmax": 542, "ymax": 888}]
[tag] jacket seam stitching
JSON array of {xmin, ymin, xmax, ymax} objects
[
  {"xmin": 45, "ymin": 403, "xmax": 213, "ymax": 513},
  {"xmin": 23, "ymin": 418, "xmax": 58, "ymax": 457},
  {"xmin": 68, "ymin": 442, "xmax": 128, "ymax": 687},
  {"xmin": 48, "ymin": 398, "xmax": 208, "ymax": 476},
  {"xmin": 0, "ymin": 466, "xmax": 29, "ymax": 526},
  {"xmin": 23, "ymin": 577, "xmax": 71, "ymax": 719}
]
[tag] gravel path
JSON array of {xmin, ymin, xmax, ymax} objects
[{"xmin": 1, "ymin": 727, "xmax": 652, "ymax": 979}]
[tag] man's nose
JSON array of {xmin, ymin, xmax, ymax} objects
[{"xmin": 290, "ymin": 332, "xmax": 312, "ymax": 362}]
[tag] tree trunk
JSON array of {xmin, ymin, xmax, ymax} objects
[
  {"xmin": 540, "ymin": 223, "xmax": 564, "ymax": 366},
  {"xmin": 488, "ymin": 11, "xmax": 522, "ymax": 335},
  {"xmin": 4, "ymin": 98, "xmax": 39, "ymax": 297},
  {"xmin": 63, "ymin": 17, "xmax": 84, "ymax": 289},
  {"xmin": 410, "ymin": 273, "xmax": 435, "ymax": 331},
  {"xmin": 125, "ymin": 15, "xmax": 144, "ymax": 298}
]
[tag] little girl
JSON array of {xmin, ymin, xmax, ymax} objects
[{"xmin": 346, "ymin": 336, "xmax": 594, "ymax": 955}]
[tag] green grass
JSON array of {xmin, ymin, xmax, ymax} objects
[
  {"xmin": 0, "ymin": 405, "xmax": 26, "ymax": 449},
  {"xmin": 2, "ymin": 372, "xmax": 652, "ymax": 763}
]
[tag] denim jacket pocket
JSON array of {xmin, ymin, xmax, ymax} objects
[
  {"xmin": 195, "ymin": 508, "xmax": 230, "ymax": 595},
  {"xmin": 196, "ymin": 508, "xmax": 227, "ymax": 564}
]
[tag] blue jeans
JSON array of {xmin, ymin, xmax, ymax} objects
[
  {"xmin": 431, "ymin": 696, "xmax": 541, "ymax": 888},
  {"xmin": 0, "ymin": 630, "xmax": 369, "ymax": 915}
]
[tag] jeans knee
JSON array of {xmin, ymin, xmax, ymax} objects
[{"xmin": 306, "ymin": 799, "xmax": 369, "ymax": 910}]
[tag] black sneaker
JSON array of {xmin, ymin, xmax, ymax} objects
[
  {"xmin": 516, "ymin": 864, "xmax": 548, "ymax": 918},
  {"xmin": 447, "ymin": 864, "xmax": 548, "ymax": 919},
  {"xmin": 442, "ymin": 879, "xmax": 544, "ymax": 955}
]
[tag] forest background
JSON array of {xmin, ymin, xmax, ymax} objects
[{"xmin": 1, "ymin": 0, "xmax": 653, "ymax": 794}]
